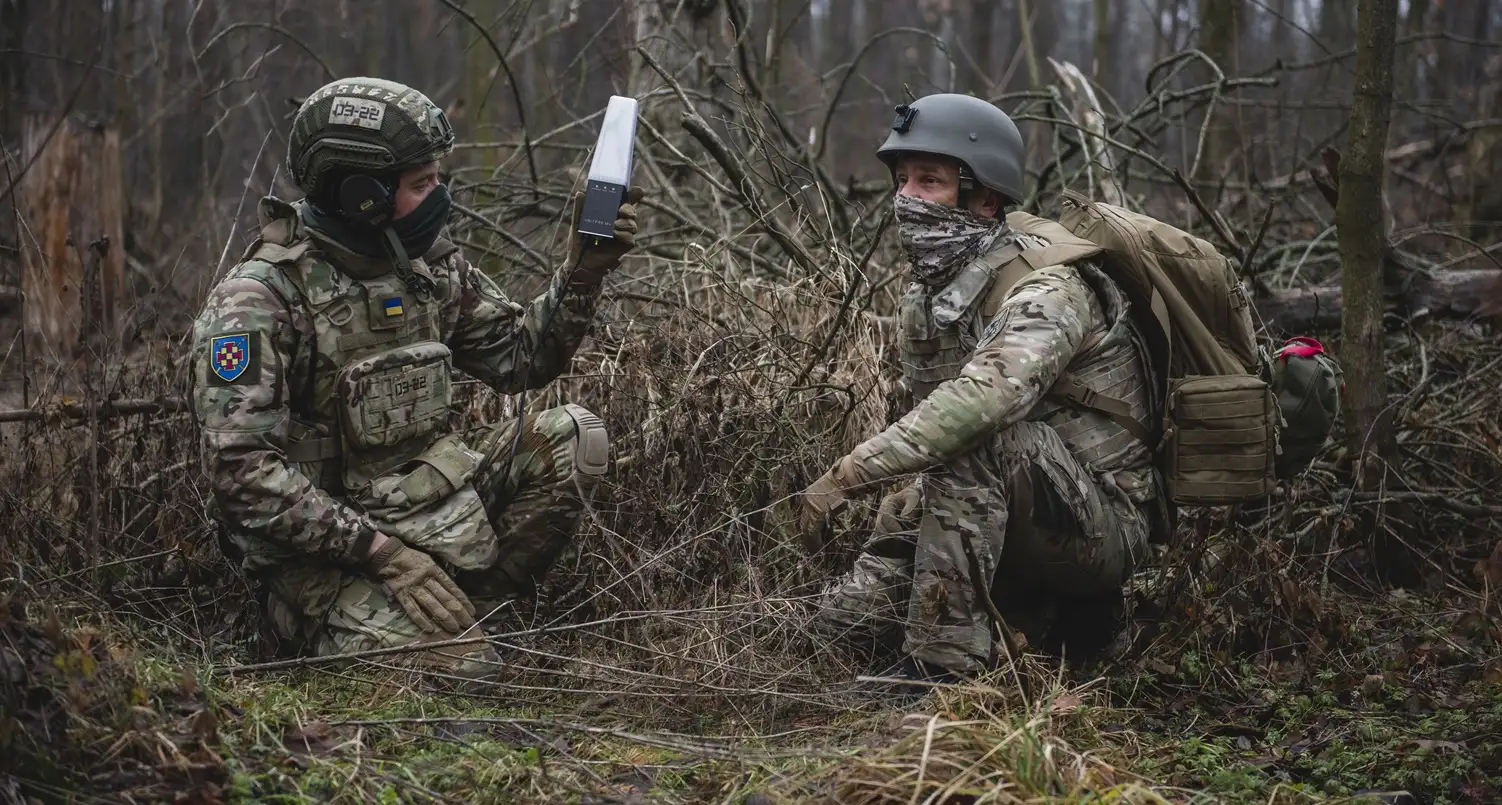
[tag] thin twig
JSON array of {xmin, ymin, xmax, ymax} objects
[
  {"xmin": 637, "ymin": 48, "xmax": 822, "ymax": 279},
  {"xmin": 1170, "ymin": 167, "xmax": 1244, "ymax": 260},
  {"xmin": 0, "ymin": 396, "xmax": 189, "ymax": 423},
  {"xmin": 194, "ymin": 22, "xmax": 334, "ymax": 79},
  {"xmin": 220, "ymin": 612, "xmax": 673, "ymax": 674},
  {"xmin": 1350, "ymin": 491, "xmax": 1502, "ymax": 520},
  {"xmin": 437, "ymin": 0, "xmax": 540, "ymax": 193},
  {"xmin": 1240, "ymin": 202, "xmax": 1279, "ymax": 279},
  {"xmin": 787, "ymin": 209, "xmax": 891, "ymax": 394}
]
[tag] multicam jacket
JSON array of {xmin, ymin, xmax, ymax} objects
[
  {"xmin": 190, "ymin": 196, "xmax": 599, "ymax": 572},
  {"xmin": 855, "ymin": 228, "xmax": 1161, "ymax": 506}
]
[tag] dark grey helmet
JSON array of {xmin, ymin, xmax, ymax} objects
[
  {"xmin": 876, "ymin": 93, "xmax": 1025, "ymax": 203},
  {"xmin": 287, "ymin": 77, "xmax": 455, "ymax": 197}
]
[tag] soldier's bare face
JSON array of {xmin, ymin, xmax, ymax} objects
[
  {"xmin": 894, "ymin": 155, "xmax": 962, "ymax": 207},
  {"xmin": 393, "ymin": 161, "xmax": 441, "ymax": 219},
  {"xmin": 893, "ymin": 154, "xmax": 1002, "ymax": 219}
]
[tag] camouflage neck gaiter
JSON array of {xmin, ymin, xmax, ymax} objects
[{"xmin": 894, "ymin": 194, "xmax": 1005, "ymax": 287}]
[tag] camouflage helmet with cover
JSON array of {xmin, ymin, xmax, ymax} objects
[
  {"xmin": 287, "ymin": 77, "xmax": 456, "ymax": 199},
  {"xmin": 876, "ymin": 93, "xmax": 1025, "ymax": 204}
]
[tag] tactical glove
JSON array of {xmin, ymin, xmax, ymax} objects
[
  {"xmin": 796, "ymin": 454, "xmax": 870, "ymax": 553},
  {"xmin": 873, "ymin": 481, "xmax": 921, "ymax": 535},
  {"xmin": 367, "ymin": 537, "xmax": 477, "ymax": 635},
  {"xmin": 564, "ymin": 185, "xmax": 646, "ymax": 288}
]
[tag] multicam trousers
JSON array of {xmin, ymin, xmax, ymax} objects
[
  {"xmin": 259, "ymin": 404, "xmax": 607, "ymax": 678},
  {"xmin": 816, "ymin": 421, "xmax": 1150, "ymax": 673}
]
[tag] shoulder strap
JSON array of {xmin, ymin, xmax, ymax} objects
[
  {"xmin": 981, "ymin": 212, "xmax": 1157, "ymax": 445},
  {"xmin": 1047, "ymin": 372, "xmax": 1154, "ymax": 444},
  {"xmin": 979, "ymin": 233, "xmax": 1106, "ymax": 319},
  {"xmin": 979, "ymin": 252, "xmax": 1037, "ymax": 319}
]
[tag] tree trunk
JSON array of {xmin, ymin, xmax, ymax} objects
[
  {"xmin": 1318, "ymin": 0, "xmax": 1357, "ymax": 138},
  {"xmin": 970, "ymin": 0, "xmax": 998, "ymax": 96},
  {"xmin": 927, "ymin": 1, "xmax": 955, "ymax": 92},
  {"xmin": 1016, "ymin": 0, "xmax": 1055, "ymax": 178},
  {"xmin": 1049, "ymin": 58, "xmax": 1123, "ymax": 205},
  {"xmin": 1152, "ymin": 0, "xmax": 1174, "ymax": 65},
  {"xmin": 1196, "ymin": 0, "xmax": 1241, "ymax": 196},
  {"xmin": 1091, "ymin": 0, "xmax": 1111, "ymax": 98},
  {"xmin": 1457, "ymin": 55, "xmax": 1502, "ymax": 242},
  {"xmin": 17, "ymin": 114, "xmax": 125, "ymax": 364},
  {"xmin": 1401, "ymin": 0, "xmax": 1430, "ymax": 108},
  {"xmin": 1016, "ymin": 0, "xmax": 1043, "ymax": 90},
  {"xmin": 629, "ymin": 0, "xmax": 672, "ymax": 98},
  {"xmin": 1338, "ymin": 0, "xmax": 1407, "ymax": 583},
  {"xmin": 0, "ymin": 0, "xmax": 26, "ymax": 144}
]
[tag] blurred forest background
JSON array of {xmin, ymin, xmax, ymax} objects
[
  {"xmin": 4, "ymin": 0, "xmax": 1502, "ymax": 333},
  {"xmin": 2, "ymin": 1, "xmax": 1502, "ymax": 803}
]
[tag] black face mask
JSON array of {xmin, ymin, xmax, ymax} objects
[
  {"xmin": 305, "ymin": 180, "xmax": 452, "ymax": 259},
  {"xmin": 390, "ymin": 183, "xmax": 452, "ymax": 258}
]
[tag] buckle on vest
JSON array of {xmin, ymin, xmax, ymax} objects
[{"xmin": 1072, "ymin": 379, "xmax": 1099, "ymax": 407}]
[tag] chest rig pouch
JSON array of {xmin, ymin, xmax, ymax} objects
[
  {"xmin": 900, "ymin": 238, "xmax": 1026, "ymax": 402},
  {"xmin": 282, "ymin": 239, "xmax": 498, "ymax": 572},
  {"xmin": 335, "ymin": 340, "xmax": 498, "ymax": 570},
  {"xmin": 336, "ymin": 340, "xmax": 453, "ymax": 458}
]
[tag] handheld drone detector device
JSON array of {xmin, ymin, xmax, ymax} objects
[{"xmin": 577, "ymin": 95, "xmax": 639, "ymax": 241}]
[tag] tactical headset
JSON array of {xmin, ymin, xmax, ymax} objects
[{"xmin": 336, "ymin": 173, "xmax": 397, "ymax": 227}]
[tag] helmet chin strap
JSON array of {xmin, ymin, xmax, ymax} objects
[
  {"xmin": 957, "ymin": 166, "xmax": 976, "ymax": 210},
  {"xmin": 381, "ymin": 226, "xmax": 434, "ymax": 301}
]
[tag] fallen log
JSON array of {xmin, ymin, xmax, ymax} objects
[
  {"xmin": 862, "ymin": 267, "xmax": 1501, "ymax": 336},
  {"xmin": 1257, "ymin": 147, "xmax": 1502, "ymax": 332},
  {"xmin": 1255, "ymin": 268, "xmax": 1502, "ymax": 332}
]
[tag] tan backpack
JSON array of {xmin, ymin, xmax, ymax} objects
[{"xmin": 980, "ymin": 190, "xmax": 1279, "ymax": 508}]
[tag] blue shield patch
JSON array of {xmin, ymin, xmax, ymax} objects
[{"xmin": 210, "ymin": 333, "xmax": 252, "ymax": 383}]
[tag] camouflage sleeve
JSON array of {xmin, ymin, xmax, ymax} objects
[
  {"xmin": 443, "ymin": 254, "xmax": 598, "ymax": 394},
  {"xmin": 192, "ymin": 275, "xmax": 377, "ymax": 562},
  {"xmin": 847, "ymin": 264, "xmax": 1100, "ymax": 482}
]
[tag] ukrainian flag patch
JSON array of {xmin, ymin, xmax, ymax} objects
[{"xmin": 383, "ymin": 295, "xmax": 404, "ymax": 317}]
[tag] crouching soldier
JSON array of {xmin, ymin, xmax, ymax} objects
[
  {"xmin": 797, "ymin": 94, "xmax": 1159, "ymax": 681},
  {"xmin": 190, "ymin": 77, "xmax": 642, "ymax": 678}
]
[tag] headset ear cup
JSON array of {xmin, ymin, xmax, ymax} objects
[{"xmin": 339, "ymin": 173, "xmax": 394, "ymax": 225}]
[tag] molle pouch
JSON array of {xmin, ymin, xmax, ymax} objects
[
  {"xmin": 1162, "ymin": 374, "xmax": 1278, "ymax": 505},
  {"xmin": 355, "ymin": 433, "xmax": 498, "ymax": 571},
  {"xmin": 336, "ymin": 341, "xmax": 454, "ymax": 453},
  {"xmin": 899, "ymin": 289, "xmax": 978, "ymax": 399}
]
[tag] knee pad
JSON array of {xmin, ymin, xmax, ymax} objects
[{"xmin": 562, "ymin": 403, "xmax": 610, "ymax": 477}]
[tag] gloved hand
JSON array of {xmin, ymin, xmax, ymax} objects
[
  {"xmin": 873, "ymin": 481, "xmax": 921, "ymax": 535},
  {"xmin": 367, "ymin": 536, "xmax": 476, "ymax": 635},
  {"xmin": 565, "ymin": 185, "xmax": 646, "ymax": 288},
  {"xmin": 796, "ymin": 454, "xmax": 871, "ymax": 553}
]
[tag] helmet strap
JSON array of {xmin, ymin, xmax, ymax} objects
[
  {"xmin": 381, "ymin": 227, "xmax": 434, "ymax": 302},
  {"xmin": 957, "ymin": 166, "xmax": 976, "ymax": 210}
]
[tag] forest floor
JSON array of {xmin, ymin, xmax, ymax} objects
[
  {"xmin": 5, "ymin": 554, "xmax": 1499, "ymax": 805},
  {"xmin": 3, "ymin": 238, "xmax": 1500, "ymax": 805}
]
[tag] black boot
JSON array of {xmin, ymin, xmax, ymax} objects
[
  {"xmin": 857, "ymin": 655, "xmax": 968, "ymax": 700},
  {"xmin": 1046, "ymin": 589, "xmax": 1130, "ymax": 665}
]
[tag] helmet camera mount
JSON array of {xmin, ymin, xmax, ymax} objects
[{"xmin": 892, "ymin": 103, "xmax": 918, "ymax": 133}]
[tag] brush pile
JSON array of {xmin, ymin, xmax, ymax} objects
[{"xmin": 0, "ymin": 592, "xmax": 228, "ymax": 803}]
